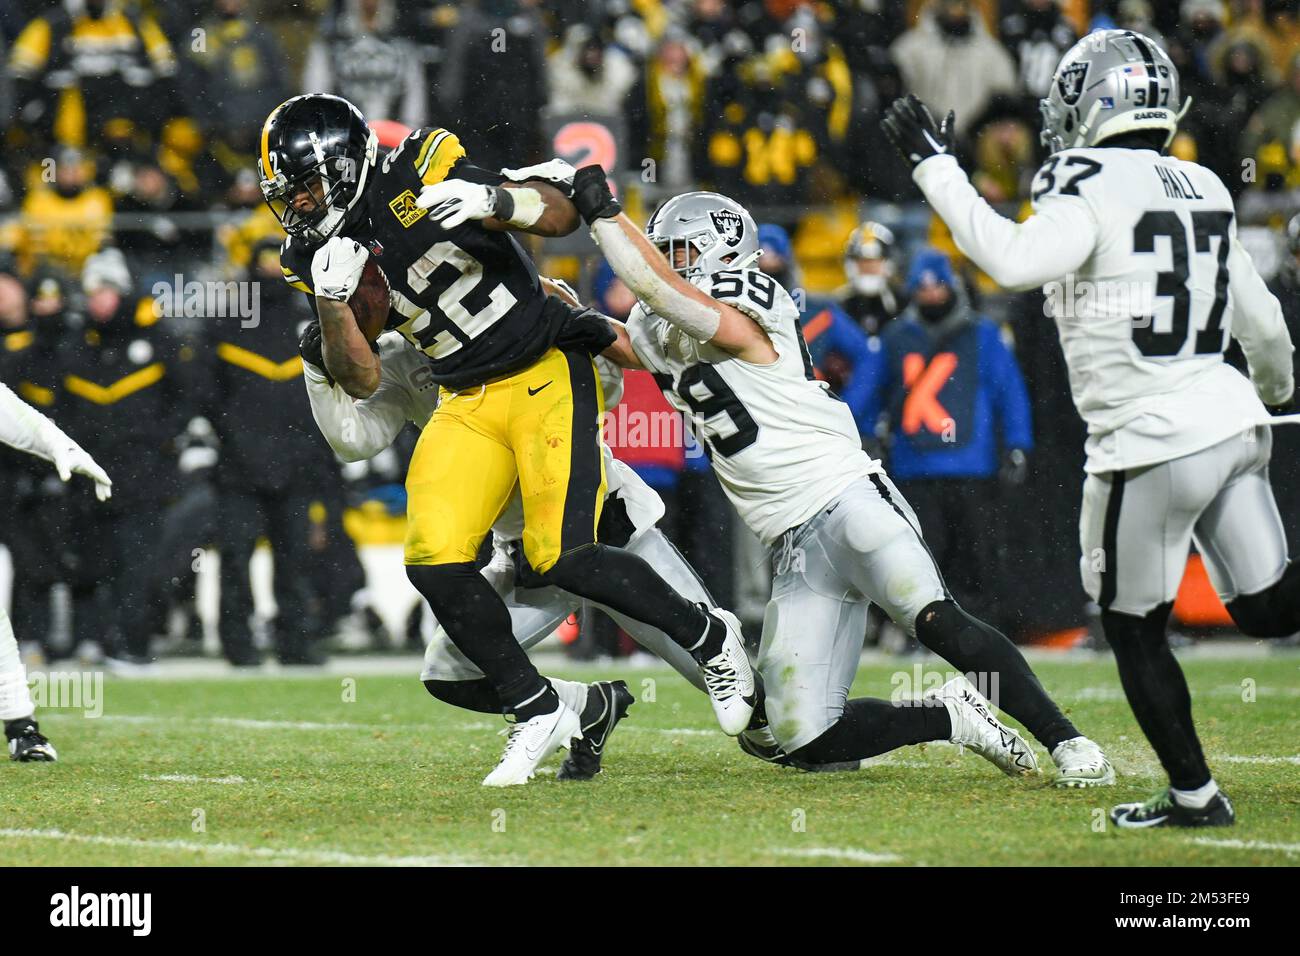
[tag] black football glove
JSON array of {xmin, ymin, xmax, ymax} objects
[
  {"xmin": 298, "ymin": 321, "xmax": 334, "ymax": 386},
  {"xmin": 570, "ymin": 165, "xmax": 622, "ymax": 226},
  {"xmin": 881, "ymin": 94, "xmax": 956, "ymax": 169},
  {"xmin": 555, "ymin": 306, "xmax": 617, "ymax": 356}
]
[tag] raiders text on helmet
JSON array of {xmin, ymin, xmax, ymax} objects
[
  {"xmin": 645, "ymin": 192, "xmax": 762, "ymax": 278},
  {"xmin": 258, "ymin": 94, "xmax": 379, "ymax": 244},
  {"xmin": 1039, "ymin": 30, "xmax": 1189, "ymax": 155}
]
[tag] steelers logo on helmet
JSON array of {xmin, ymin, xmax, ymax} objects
[{"xmin": 710, "ymin": 209, "xmax": 745, "ymax": 247}]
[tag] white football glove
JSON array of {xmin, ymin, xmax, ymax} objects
[
  {"xmin": 500, "ymin": 158, "xmax": 576, "ymax": 193},
  {"xmin": 415, "ymin": 179, "xmax": 499, "ymax": 229},
  {"xmin": 310, "ymin": 236, "xmax": 369, "ymax": 302},
  {"xmin": 52, "ymin": 441, "xmax": 112, "ymax": 501}
]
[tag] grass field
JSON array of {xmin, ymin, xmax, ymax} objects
[{"xmin": 3, "ymin": 649, "xmax": 1298, "ymax": 866}]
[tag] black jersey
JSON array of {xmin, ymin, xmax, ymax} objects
[{"xmin": 279, "ymin": 126, "xmax": 568, "ymax": 390}]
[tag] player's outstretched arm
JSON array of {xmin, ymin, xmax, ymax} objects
[
  {"xmin": 1225, "ymin": 236, "xmax": 1296, "ymax": 408},
  {"xmin": 881, "ymin": 95, "xmax": 1096, "ymax": 291},
  {"xmin": 415, "ymin": 177, "xmax": 579, "ymax": 237},
  {"xmin": 0, "ymin": 381, "xmax": 112, "ymax": 500},
  {"xmin": 600, "ymin": 320, "xmax": 646, "ymax": 370},
  {"xmin": 312, "ymin": 237, "xmax": 381, "ymax": 399}
]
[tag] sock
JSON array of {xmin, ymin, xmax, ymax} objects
[
  {"xmin": 0, "ymin": 608, "xmax": 35, "ymax": 722},
  {"xmin": 687, "ymin": 611, "xmax": 725, "ymax": 660},
  {"xmin": 407, "ymin": 563, "xmax": 548, "ymax": 716},
  {"xmin": 5, "ymin": 716, "xmax": 37, "ymax": 739},
  {"xmin": 542, "ymin": 543, "xmax": 714, "ymax": 651},
  {"xmin": 1103, "ymin": 604, "xmax": 1213, "ymax": 791},
  {"xmin": 788, "ymin": 698, "xmax": 951, "ymax": 764},
  {"xmin": 548, "ymin": 678, "xmax": 589, "ymax": 717},
  {"xmin": 512, "ymin": 682, "xmax": 560, "ymax": 721},
  {"xmin": 1172, "ymin": 779, "xmax": 1221, "ymax": 809},
  {"xmin": 914, "ymin": 600, "xmax": 1078, "ymax": 751}
]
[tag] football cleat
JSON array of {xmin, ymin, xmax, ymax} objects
[
  {"xmin": 482, "ymin": 700, "xmax": 581, "ymax": 787},
  {"xmin": 1110, "ymin": 788, "xmax": 1236, "ymax": 829},
  {"xmin": 6, "ymin": 719, "xmax": 57, "ymax": 763},
  {"xmin": 928, "ymin": 675, "xmax": 1038, "ymax": 777},
  {"xmin": 558, "ymin": 680, "xmax": 634, "ymax": 781},
  {"xmin": 1051, "ymin": 736, "xmax": 1115, "ymax": 788},
  {"xmin": 694, "ymin": 608, "xmax": 756, "ymax": 736}
]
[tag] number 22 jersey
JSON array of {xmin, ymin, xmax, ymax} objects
[
  {"xmin": 626, "ymin": 268, "xmax": 882, "ymax": 546},
  {"xmin": 279, "ymin": 126, "xmax": 571, "ymax": 390}
]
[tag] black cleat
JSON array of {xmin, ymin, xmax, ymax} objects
[
  {"xmin": 1111, "ymin": 788, "xmax": 1236, "ymax": 829},
  {"xmin": 6, "ymin": 718, "xmax": 57, "ymax": 762},
  {"xmin": 558, "ymin": 680, "xmax": 634, "ymax": 781}
]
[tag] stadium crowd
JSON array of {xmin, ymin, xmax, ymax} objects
[{"xmin": 1, "ymin": 0, "xmax": 1299, "ymax": 668}]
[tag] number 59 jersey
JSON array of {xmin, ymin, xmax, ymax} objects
[
  {"xmin": 281, "ymin": 126, "xmax": 569, "ymax": 391},
  {"xmin": 626, "ymin": 268, "xmax": 882, "ymax": 546},
  {"xmin": 1028, "ymin": 146, "xmax": 1288, "ymax": 473}
]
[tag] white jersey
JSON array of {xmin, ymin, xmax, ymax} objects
[
  {"xmin": 626, "ymin": 268, "xmax": 881, "ymax": 546},
  {"xmin": 303, "ymin": 332, "xmax": 664, "ymax": 543},
  {"xmin": 916, "ymin": 149, "xmax": 1295, "ymax": 474}
]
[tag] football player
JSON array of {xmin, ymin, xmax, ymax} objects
[
  {"xmin": 0, "ymin": 380, "xmax": 112, "ymax": 761},
  {"xmin": 257, "ymin": 95, "xmax": 754, "ymax": 785},
  {"xmin": 551, "ymin": 168, "xmax": 1112, "ymax": 783},
  {"xmin": 882, "ymin": 31, "xmax": 1298, "ymax": 827}
]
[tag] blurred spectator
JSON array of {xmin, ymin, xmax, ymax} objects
[
  {"xmin": 7, "ymin": 0, "xmax": 178, "ymax": 157},
  {"xmin": 889, "ymin": 0, "xmax": 1017, "ymax": 139},
  {"xmin": 626, "ymin": 30, "xmax": 706, "ymax": 188},
  {"xmin": 968, "ymin": 96, "xmax": 1037, "ymax": 204},
  {"xmin": 6, "ymin": 147, "xmax": 112, "ymax": 277},
  {"xmin": 835, "ymin": 220, "xmax": 902, "ymax": 336},
  {"xmin": 999, "ymin": 0, "xmax": 1078, "ymax": 101},
  {"xmin": 548, "ymin": 24, "xmax": 637, "ymax": 117},
  {"xmin": 857, "ymin": 249, "xmax": 1033, "ymax": 628},
  {"xmin": 437, "ymin": 0, "xmax": 548, "ymax": 170},
  {"xmin": 1200, "ymin": 35, "xmax": 1276, "ymax": 194},
  {"xmin": 1243, "ymin": 50, "xmax": 1300, "ymax": 167},
  {"xmin": 303, "ymin": 0, "xmax": 426, "ymax": 128},
  {"xmin": 1264, "ymin": 213, "xmax": 1300, "ymax": 545}
]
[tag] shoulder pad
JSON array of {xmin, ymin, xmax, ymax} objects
[
  {"xmin": 410, "ymin": 127, "xmax": 466, "ymax": 186},
  {"xmin": 703, "ymin": 268, "xmax": 791, "ymax": 335}
]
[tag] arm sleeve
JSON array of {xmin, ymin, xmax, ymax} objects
[
  {"xmin": 302, "ymin": 358, "xmax": 418, "ymax": 462},
  {"xmin": 1227, "ymin": 235, "xmax": 1296, "ymax": 406},
  {"xmin": 0, "ymin": 379, "xmax": 72, "ymax": 462},
  {"xmin": 912, "ymin": 154, "xmax": 1099, "ymax": 291}
]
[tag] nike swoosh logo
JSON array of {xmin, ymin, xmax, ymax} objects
[{"xmin": 528, "ymin": 382, "xmax": 552, "ymax": 396}]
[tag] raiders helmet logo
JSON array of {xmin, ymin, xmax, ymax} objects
[
  {"xmin": 710, "ymin": 209, "xmax": 744, "ymax": 247},
  {"xmin": 1058, "ymin": 62, "xmax": 1089, "ymax": 106}
]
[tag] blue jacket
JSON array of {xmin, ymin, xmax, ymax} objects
[
  {"xmin": 859, "ymin": 307, "xmax": 1033, "ymax": 481},
  {"xmin": 798, "ymin": 296, "xmax": 876, "ymax": 434}
]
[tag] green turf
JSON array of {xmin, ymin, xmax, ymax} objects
[{"xmin": 3, "ymin": 653, "xmax": 1298, "ymax": 866}]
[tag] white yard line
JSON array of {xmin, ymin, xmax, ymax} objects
[
  {"xmin": 1217, "ymin": 755, "xmax": 1300, "ymax": 766},
  {"xmin": 139, "ymin": 774, "xmax": 249, "ymax": 785},
  {"xmin": 0, "ymin": 827, "xmax": 476, "ymax": 866},
  {"xmin": 1191, "ymin": 837, "xmax": 1300, "ymax": 857},
  {"xmin": 769, "ymin": 847, "xmax": 904, "ymax": 864}
]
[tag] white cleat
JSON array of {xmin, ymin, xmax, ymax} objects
[
  {"xmin": 696, "ymin": 608, "xmax": 756, "ymax": 736},
  {"xmin": 1051, "ymin": 736, "xmax": 1115, "ymax": 788},
  {"xmin": 481, "ymin": 701, "xmax": 581, "ymax": 787},
  {"xmin": 928, "ymin": 675, "xmax": 1038, "ymax": 777}
]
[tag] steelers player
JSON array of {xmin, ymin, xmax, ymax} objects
[{"xmin": 257, "ymin": 95, "xmax": 753, "ymax": 785}]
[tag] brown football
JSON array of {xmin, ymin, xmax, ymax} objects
[{"xmin": 348, "ymin": 257, "xmax": 392, "ymax": 342}]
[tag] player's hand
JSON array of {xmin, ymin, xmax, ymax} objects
[
  {"xmin": 999, "ymin": 448, "xmax": 1029, "ymax": 487},
  {"xmin": 571, "ymin": 165, "xmax": 622, "ymax": 225},
  {"xmin": 311, "ymin": 236, "xmax": 369, "ymax": 302},
  {"xmin": 881, "ymin": 94, "xmax": 955, "ymax": 168},
  {"xmin": 298, "ymin": 322, "xmax": 334, "ymax": 386},
  {"xmin": 555, "ymin": 307, "xmax": 617, "ymax": 356},
  {"xmin": 416, "ymin": 179, "xmax": 500, "ymax": 229},
  {"xmin": 500, "ymin": 158, "xmax": 577, "ymax": 195},
  {"xmin": 52, "ymin": 441, "xmax": 112, "ymax": 501}
]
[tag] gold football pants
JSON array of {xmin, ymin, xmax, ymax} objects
[{"xmin": 404, "ymin": 347, "xmax": 607, "ymax": 573}]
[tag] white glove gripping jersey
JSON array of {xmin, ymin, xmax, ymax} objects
[
  {"xmin": 626, "ymin": 268, "xmax": 882, "ymax": 546},
  {"xmin": 303, "ymin": 332, "xmax": 664, "ymax": 545},
  {"xmin": 913, "ymin": 150, "xmax": 1296, "ymax": 474}
]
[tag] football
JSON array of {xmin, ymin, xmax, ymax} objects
[{"xmin": 348, "ymin": 257, "xmax": 391, "ymax": 342}]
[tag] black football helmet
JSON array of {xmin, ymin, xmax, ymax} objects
[{"xmin": 257, "ymin": 94, "xmax": 378, "ymax": 245}]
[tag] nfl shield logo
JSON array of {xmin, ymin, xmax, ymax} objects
[
  {"xmin": 1058, "ymin": 62, "xmax": 1090, "ymax": 105},
  {"xmin": 710, "ymin": 209, "xmax": 744, "ymax": 247}
]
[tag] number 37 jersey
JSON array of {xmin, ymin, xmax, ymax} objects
[
  {"xmin": 280, "ymin": 126, "xmax": 568, "ymax": 390},
  {"xmin": 626, "ymin": 268, "xmax": 881, "ymax": 546}
]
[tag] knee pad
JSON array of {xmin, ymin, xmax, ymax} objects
[
  {"xmin": 785, "ymin": 724, "xmax": 845, "ymax": 766},
  {"xmin": 406, "ymin": 562, "xmax": 476, "ymax": 604},
  {"xmin": 1225, "ymin": 561, "xmax": 1300, "ymax": 638},
  {"xmin": 913, "ymin": 599, "xmax": 983, "ymax": 658},
  {"xmin": 537, "ymin": 542, "xmax": 604, "ymax": 589},
  {"xmin": 422, "ymin": 678, "xmax": 503, "ymax": 714}
]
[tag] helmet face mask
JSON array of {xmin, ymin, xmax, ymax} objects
[
  {"xmin": 645, "ymin": 192, "xmax": 761, "ymax": 279},
  {"xmin": 1039, "ymin": 30, "xmax": 1187, "ymax": 155},
  {"xmin": 257, "ymin": 94, "xmax": 378, "ymax": 245}
]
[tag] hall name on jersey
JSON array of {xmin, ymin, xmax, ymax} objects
[{"xmin": 1153, "ymin": 165, "xmax": 1205, "ymax": 201}]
